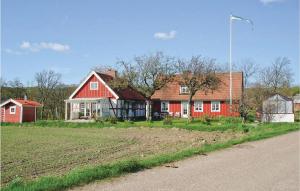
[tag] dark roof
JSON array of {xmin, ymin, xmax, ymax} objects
[
  {"xmin": 95, "ymin": 72, "xmax": 145, "ymax": 101},
  {"xmin": 96, "ymin": 72, "xmax": 114, "ymax": 82},
  {"xmin": 114, "ymin": 86, "xmax": 146, "ymax": 101}
]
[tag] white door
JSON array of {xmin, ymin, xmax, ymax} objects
[{"xmin": 181, "ymin": 101, "xmax": 188, "ymax": 118}]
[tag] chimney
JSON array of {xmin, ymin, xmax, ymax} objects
[{"xmin": 105, "ymin": 69, "xmax": 117, "ymax": 78}]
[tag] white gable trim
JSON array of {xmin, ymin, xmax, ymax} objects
[
  {"xmin": 69, "ymin": 71, "xmax": 119, "ymax": 99},
  {"xmin": 0, "ymin": 99, "xmax": 22, "ymax": 107}
]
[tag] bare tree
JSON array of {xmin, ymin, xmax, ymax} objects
[
  {"xmin": 0, "ymin": 78, "xmax": 7, "ymax": 87},
  {"xmin": 116, "ymin": 60, "xmax": 138, "ymax": 87},
  {"xmin": 238, "ymin": 59, "xmax": 259, "ymax": 122},
  {"xmin": 1, "ymin": 78, "xmax": 27, "ymax": 100},
  {"xmin": 134, "ymin": 52, "xmax": 177, "ymax": 97},
  {"xmin": 238, "ymin": 58, "xmax": 258, "ymax": 88},
  {"xmin": 262, "ymin": 101, "xmax": 276, "ymax": 123},
  {"xmin": 35, "ymin": 70, "xmax": 62, "ymax": 119},
  {"xmin": 176, "ymin": 56, "xmax": 220, "ymax": 122},
  {"xmin": 260, "ymin": 57, "xmax": 292, "ymax": 92},
  {"xmin": 114, "ymin": 52, "xmax": 177, "ymax": 120}
]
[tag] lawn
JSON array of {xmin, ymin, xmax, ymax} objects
[
  {"xmin": 1, "ymin": 120, "xmax": 299, "ymax": 191},
  {"xmin": 2, "ymin": 116, "xmax": 246, "ymax": 131}
]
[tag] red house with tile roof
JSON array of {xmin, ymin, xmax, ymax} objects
[
  {"xmin": 65, "ymin": 70, "xmax": 146, "ymax": 120},
  {"xmin": 0, "ymin": 99, "xmax": 42, "ymax": 123},
  {"xmin": 151, "ymin": 72, "xmax": 243, "ymax": 118}
]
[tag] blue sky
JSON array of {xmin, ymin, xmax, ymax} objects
[{"xmin": 2, "ymin": 0, "xmax": 299, "ymax": 85}]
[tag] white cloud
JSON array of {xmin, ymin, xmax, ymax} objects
[
  {"xmin": 20, "ymin": 41, "xmax": 70, "ymax": 52},
  {"xmin": 3, "ymin": 48, "xmax": 24, "ymax": 55},
  {"xmin": 20, "ymin": 41, "xmax": 31, "ymax": 49},
  {"xmin": 259, "ymin": 0, "xmax": 285, "ymax": 4},
  {"xmin": 154, "ymin": 30, "xmax": 177, "ymax": 40}
]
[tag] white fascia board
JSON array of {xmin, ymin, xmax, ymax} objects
[
  {"xmin": 69, "ymin": 71, "xmax": 119, "ymax": 100},
  {"xmin": 69, "ymin": 71, "xmax": 95, "ymax": 99},
  {"xmin": 0, "ymin": 99, "xmax": 22, "ymax": 107},
  {"xmin": 93, "ymin": 71, "xmax": 119, "ymax": 99}
]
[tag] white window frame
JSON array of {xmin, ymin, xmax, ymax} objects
[
  {"xmin": 10, "ymin": 106, "xmax": 16, "ymax": 114},
  {"xmin": 90, "ymin": 82, "xmax": 98, "ymax": 90},
  {"xmin": 194, "ymin": 101, "xmax": 203, "ymax": 112},
  {"xmin": 180, "ymin": 86, "xmax": 189, "ymax": 94},
  {"xmin": 161, "ymin": 101, "xmax": 169, "ymax": 112},
  {"xmin": 211, "ymin": 101, "xmax": 220, "ymax": 112}
]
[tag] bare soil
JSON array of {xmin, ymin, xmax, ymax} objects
[{"xmin": 1, "ymin": 126, "xmax": 243, "ymax": 184}]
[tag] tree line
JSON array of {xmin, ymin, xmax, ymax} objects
[
  {"xmin": 1, "ymin": 52, "xmax": 299, "ymax": 121},
  {"xmin": 1, "ymin": 72, "xmax": 76, "ymax": 120}
]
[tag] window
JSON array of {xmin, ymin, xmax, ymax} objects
[
  {"xmin": 211, "ymin": 101, "xmax": 220, "ymax": 112},
  {"xmin": 10, "ymin": 106, "xmax": 16, "ymax": 114},
  {"xmin": 194, "ymin": 101, "xmax": 203, "ymax": 112},
  {"xmin": 161, "ymin": 101, "xmax": 169, "ymax": 112},
  {"xmin": 180, "ymin": 86, "xmax": 189, "ymax": 94},
  {"xmin": 90, "ymin": 82, "xmax": 98, "ymax": 90}
]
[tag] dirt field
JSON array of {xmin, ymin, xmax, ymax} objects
[{"xmin": 1, "ymin": 126, "xmax": 242, "ymax": 184}]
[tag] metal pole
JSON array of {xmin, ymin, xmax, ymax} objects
[{"xmin": 229, "ymin": 14, "xmax": 233, "ymax": 113}]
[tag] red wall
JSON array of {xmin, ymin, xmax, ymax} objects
[
  {"xmin": 73, "ymin": 74, "xmax": 115, "ymax": 99},
  {"xmin": 0, "ymin": 108, "xmax": 4, "ymax": 122},
  {"xmin": 23, "ymin": 107, "xmax": 36, "ymax": 122},
  {"xmin": 191, "ymin": 101, "xmax": 239, "ymax": 117},
  {"xmin": 152, "ymin": 100, "xmax": 239, "ymax": 117},
  {"xmin": 2, "ymin": 103, "xmax": 21, "ymax": 123},
  {"xmin": 169, "ymin": 101, "xmax": 181, "ymax": 113}
]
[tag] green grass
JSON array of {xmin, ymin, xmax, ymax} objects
[
  {"xmin": 1, "ymin": 122, "xmax": 299, "ymax": 191},
  {"xmin": 1, "ymin": 117, "xmax": 245, "ymax": 132}
]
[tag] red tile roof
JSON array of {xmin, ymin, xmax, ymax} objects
[
  {"xmin": 151, "ymin": 72, "xmax": 243, "ymax": 101},
  {"xmin": 15, "ymin": 99, "xmax": 42, "ymax": 107}
]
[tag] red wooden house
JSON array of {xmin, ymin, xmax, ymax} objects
[
  {"xmin": 65, "ymin": 69, "xmax": 146, "ymax": 120},
  {"xmin": 151, "ymin": 72, "xmax": 243, "ymax": 118},
  {"xmin": 0, "ymin": 99, "xmax": 42, "ymax": 123}
]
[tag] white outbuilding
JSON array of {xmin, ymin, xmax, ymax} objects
[{"xmin": 262, "ymin": 94, "xmax": 294, "ymax": 122}]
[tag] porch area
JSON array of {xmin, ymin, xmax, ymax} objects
[
  {"xmin": 65, "ymin": 98, "xmax": 146, "ymax": 120},
  {"xmin": 65, "ymin": 98, "xmax": 114, "ymax": 120}
]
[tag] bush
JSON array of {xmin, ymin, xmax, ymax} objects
[
  {"xmin": 96, "ymin": 116, "xmax": 118, "ymax": 124},
  {"xmin": 241, "ymin": 125, "xmax": 250, "ymax": 133},
  {"xmin": 223, "ymin": 117, "xmax": 242, "ymax": 124},
  {"xmin": 295, "ymin": 111, "xmax": 300, "ymax": 122},
  {"xmin": 79, "ymin": 112, "xmax": 84, "ymax": 117},
  {"xmin": 95, "ymin": 117, "xmax": 104, "ymax": 124},
  {"xmin": 163, "ymin": 116, "xmax": 173, "ymax": 125},
  {"xmin": 246, "ymin": 114, "xmax": 255, "ymax": 123},
  {"xmin": 107, "ymin": 117, "xmax": 118, "ymax": 124},
  {"xmin": 125, "ymin": 120, "xmax": 134, "ymax": 124},
  {"xmin": 201, "ymin": 115, "xmax": 212, "ymax": 125}
]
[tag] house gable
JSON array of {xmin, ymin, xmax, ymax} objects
[
  {"xmin": 1, "ymin": 102, "xmax": 21, "ymax": 123},
  {"xmin": 70, "ymin": 71, "xmax": 119, "ymax": 99}
]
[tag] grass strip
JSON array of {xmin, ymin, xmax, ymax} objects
[
  {"xmin": 1, "ymin": 119, "xmax": 248, "ymax": 132},
  {"xmin": 2, "ymin": 124, "xmax": 299, "ymax": 191}
]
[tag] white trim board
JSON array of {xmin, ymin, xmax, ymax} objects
[
  {"xmin": 0, "ymin": 99, "xmax": 22, "ymax": 107},
  {"xmin": 9, "ymin": 106, "xmax": 16, "ymax": 114},
  {"xmin": 69, "ymin": 71, "xmax": 119, "ymax": 100}
]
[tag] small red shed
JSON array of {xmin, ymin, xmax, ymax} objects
[{"xmin": 0, "ymin": 99, "xmax": 42, "ymax": 123}]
